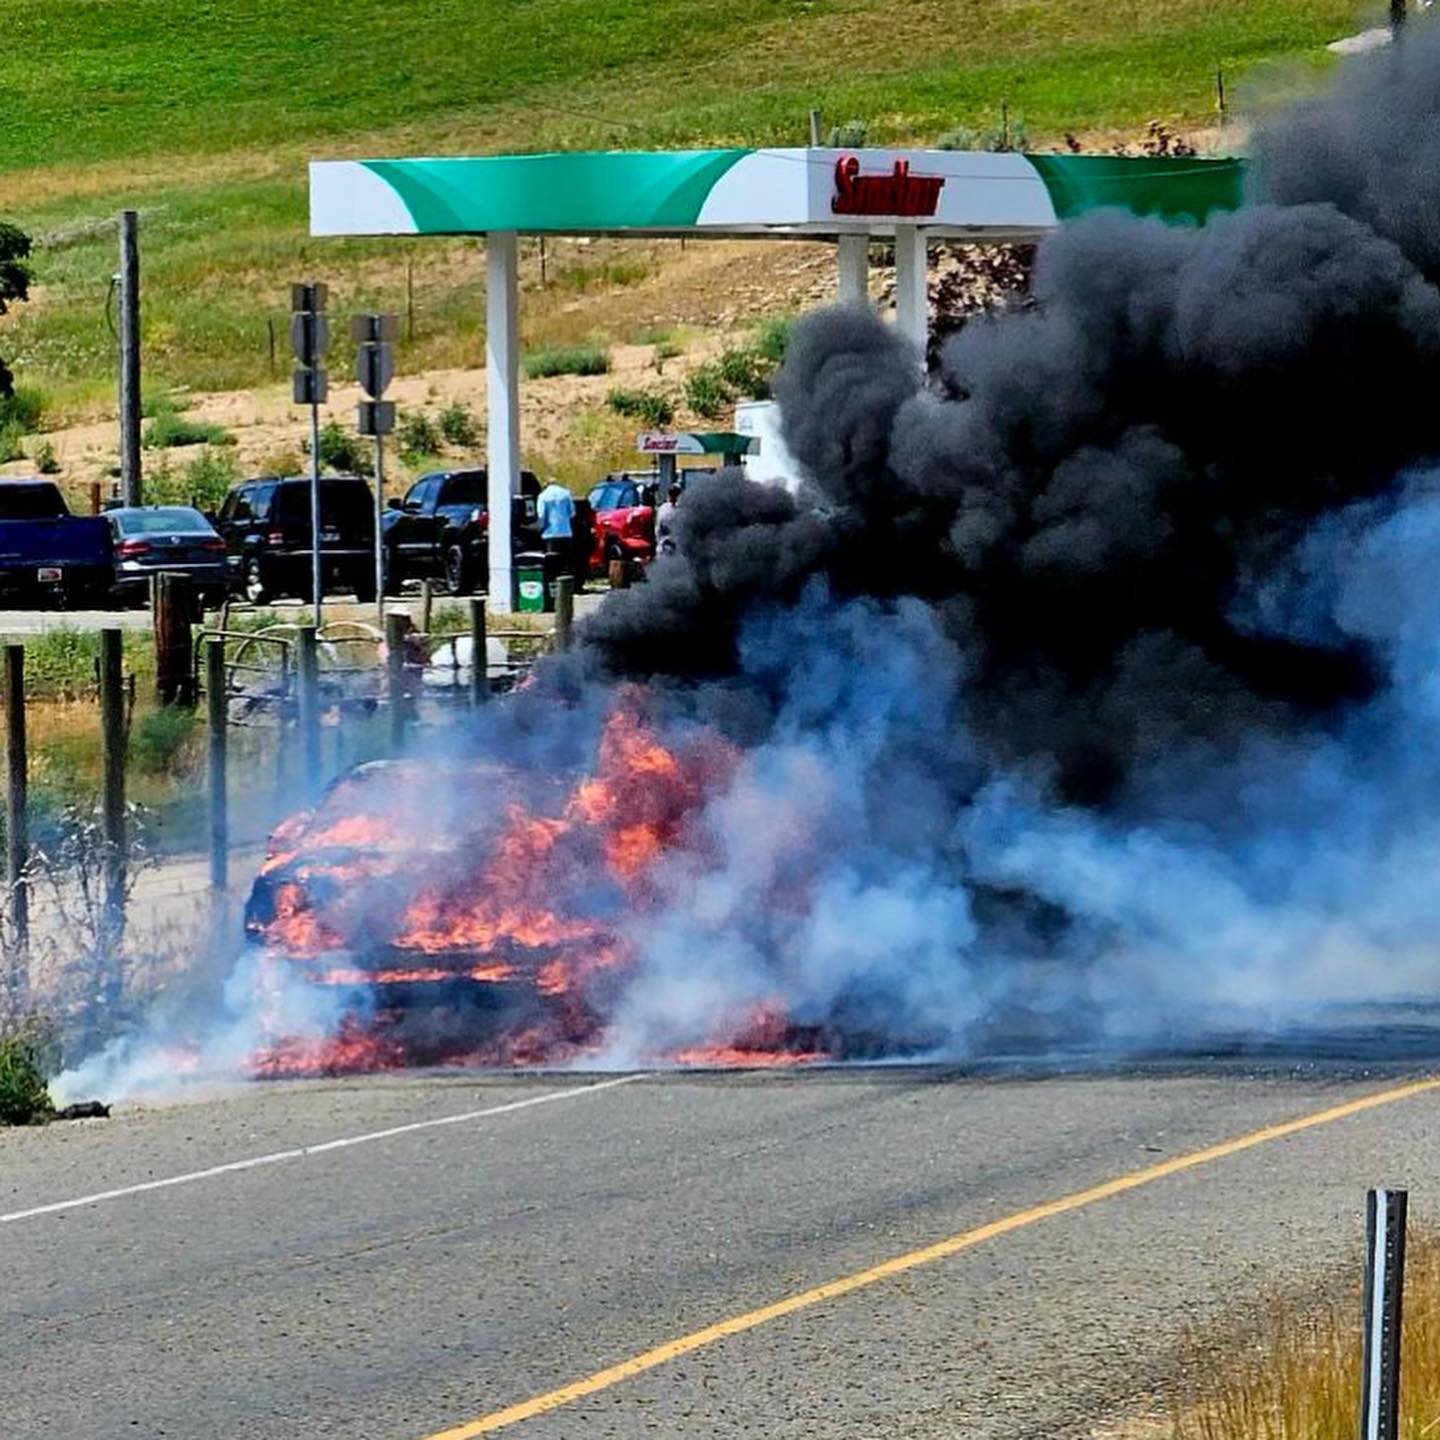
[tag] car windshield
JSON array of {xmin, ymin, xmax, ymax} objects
[
  {"xmin": 0, "ymin": 484, "xmax": 67, "ymax": 519},
  {"xmin": 116, "ymin": 507, "xmax": 212, "ymax": 534},
  {"xmin": 590, "ymin": 483, "xmax": 639, "ymax": 510},
  {"xmin": 273, "ymin": 480, "xmax": 374, "ymax": 529},
  {"xmin": 439, "ymin": 473, "xmax": 485, "ymax": 505}
]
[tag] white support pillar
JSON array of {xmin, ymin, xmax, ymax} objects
[
  {"xmin": 893, "ymin": 224, "xmax": 930, "ymax": 353},
  {"xmin": 837, "ymin": 232, "xmax": 869, "ymax": 305},
  {"xmin": 486, "ymin": 230, "xmax": 521, "ymax": 614}
]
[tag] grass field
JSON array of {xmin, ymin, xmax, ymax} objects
[{"xmin": 0, "ymin": 0, "xmax": 1376, "ymax": 422}]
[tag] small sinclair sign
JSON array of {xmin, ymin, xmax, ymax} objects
[{"xmin": 831, "ymin": 154, "xmax": 945, "ymax": 218}]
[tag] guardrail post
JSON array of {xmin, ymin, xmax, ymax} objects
[
  {"xmin": 469, "ymin": 598, "xmax": 487, "ymax": 707},
  {"xmin": 99, "ymin": 627, "xmax": 126, "ymax": 960},
  {"xmin": 4, "ymin": 644, "xmax": 28, "ymax": 966},
  {"xmin": 1361, "ymin": 1187, "xmax": 1408, "ymax": 1440},
  {"xmin": 296, "ymin": 625, "xmax": 321, "ymax": 794},
  {"xmin": 205, "ymin": 638, "xmax": 228, "ymax": 893},
  {"xmin": 385, "ymin": 611, "xmax": 412, "ymax": 751},
  {"xmin": 554, "ymin": 575, "xmax": 574, "ymax": 653}
]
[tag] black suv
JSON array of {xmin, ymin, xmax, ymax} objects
[{"xmin": 216, "ymin": 475, "xmax": 377, "ymax": 604}]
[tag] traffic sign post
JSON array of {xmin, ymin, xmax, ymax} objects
[
  {"xmin": 352, "ymin": 313, "xmax": 397, "ymax": 618},
  {"xmin": 292, "ymin": 282, "xmax": 329, "ymax": 627}
]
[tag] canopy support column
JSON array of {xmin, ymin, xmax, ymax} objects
[
  {"xmin": 837, "ymin": 233, "xmax": 868, "ymax": 305},
  {"xmin": 893, "ymin": 225, "xmax": 929, "ymax": 351},
  {"xmin": 486, "ymin": 230, "xmax": 520, "ymax": 613}
]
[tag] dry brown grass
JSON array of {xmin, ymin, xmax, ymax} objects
[{"xmin": 1171, "ymin": 1233, "xmax": 1440, "ymax": 1440}]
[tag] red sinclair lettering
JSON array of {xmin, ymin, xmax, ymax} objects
[{"xmin": 831, "ymin": 155, "xmax": 945, "ymax": 217}]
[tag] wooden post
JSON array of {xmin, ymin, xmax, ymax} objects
[
  {"xmin": 4, "ymin": 645, "xmax": 28, "ymax": 962},
  {"xmin": 296, "ymin": 625, "xmax": 321, "ymax": 795},
  {"xmin": 469, "ymin": 597, "xmax": 488, "ymax": 707},
  {"xmin": 386, "ymin": 611, "xmax": 412, "ymax": 751},
  {"xmin": 205, "ymin": 637, "xmax": 227, "ymax": 893},
  {"xmin": 118, "ymin": 210, "xmax": 142, "ymax": 507},
  {"xmin": 88, "ymin": 481, "xmax": 102, "ymax": 517},
  {"xmin": 419, "ymin": 578, "xmax": 434, "ymax": 635},
  {"xmin": 152, "ymin": 572, "xmax": 197, "ymax": 704},
  {"xmin": 99, "ymin": 627, "xmax": 126, "ymax": 956},
  {"xmin": 554, "ymin": 575, "xmax": 574, "ymax": 652}
]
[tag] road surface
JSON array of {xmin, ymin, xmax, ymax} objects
[{"xmin": 5, "ymin": 1061, "xmax": 1440, "ymax": 1439}]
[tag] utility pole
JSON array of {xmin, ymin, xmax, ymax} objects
[
  {"xmin": 118, "ymin": 211, "xmax": 142, "ymax": 506},
  {"xmin": 291, "ymin": 283, "xmax": 330, "ymax": 628},
  {"xmin": 352, "ymin": 312, "xmax": 397, "ymax": 619}
]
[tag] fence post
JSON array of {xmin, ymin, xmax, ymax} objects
[
  {"xmin": 99, "ymin": 627, "xmax": 126, "ymax": 958},
  {"xmin": 296, "ymin": 625, "xmax": 321, "ymax": 795},
  {"xmin": 1361, "ymin": 1186, "xmax": 1408, "ymax": 1440},
  {"xmin": 386, "ymin": 611, "xmax": 412, "ymax": 751},
  {"xmin": 419, "ymin": 578, "xmax": 434, "ymax": 636},
  {"xmin": 554, "ymin": 575, "xmax": 574, "ymax": 653},
  {"xmin": 152, "ymin": 572, "xmax": 197, "ymax": 704},
  {"xmin": 469, "ymin": 597, "xmax": 487, "ymax": 707},
  {"xmin": 4, "ymin": 644, "xmax": 28, "ymax": 966},
  {"xmin": 205, "ymin": 637, "xmax": 228, "ymax": 893}
]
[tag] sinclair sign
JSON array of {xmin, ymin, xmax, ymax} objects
[{"xmin": 831, "ymin": 154, "xmax": 945, "ymax": 218}]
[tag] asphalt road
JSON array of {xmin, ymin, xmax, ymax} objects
[{"xmin": 5, "ymin": 1062, "xmax": 1440, "ymax": 1439}]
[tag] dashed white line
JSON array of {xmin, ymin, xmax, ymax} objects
[{"xmin": 1, "ymin": 1073, "xmax": 648, "ymax": 1226}]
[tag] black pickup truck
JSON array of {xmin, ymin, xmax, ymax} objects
[
  {"xmin": 0, "ymin": 479, "xmax": 112, "ymax": 607},
  {"xmin": 381, "ymin": 468, "xmax": 591, "ymax": 595}
]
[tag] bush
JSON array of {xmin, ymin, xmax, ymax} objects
[
  {"xmin": 0, "ymin": 384, "xmax": 44, "ymax": 433},
  {"xmin": 144, "ymin": 447, "xmax": 240, "ymax": 509},
  {"xmin": 0, "ymin": 1029, "xmax": 53, "ymax": 1126},
  {"xmin": 438, "ymin": 400, "xmax": 480, "ymax": 447},
  {"xmin": 826, "ymin": 118, "xmax": 869, "ymax": 147},
  {"xmin": 0, "ymin": 419, "xmax": 22, "ymax": 463},
  {"xmin": 143, "ymin": 408, "xmax": 231, "ymax": 449},
  {"xmin": 397, "ymin": 409, "xmax": 441, "ymax": 462},
  {"xmin": 314, "ymin": 418, "xmax": 365, "ymax": 473},
  {"xmin": 684, "ymin": 365, "xmax": 731, "ymax": 420},
  {"xmin": 753, "ymin": 316, "xmax": 792, "ymax": 366},
  {"xmin": 524, "ymin": 344, "xmax": 611, "ymax": 379},
  {"xmin": 132, "ymin": 705, "xmax": 197, "ymax": 775},
  {"xmin": 34, "ymin": 440, "xmax": 59, "ymax": 474},
  {"xmin": 606, "ymin": 387, "xmax": 674, "ymax": 427}
]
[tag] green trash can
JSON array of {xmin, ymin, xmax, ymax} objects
[{"xmin": 514, "ymin": 551, "xmax": 551, "ymax": 613}]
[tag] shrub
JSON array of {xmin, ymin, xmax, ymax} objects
[
  {"xmin": 684, "ymin": 365, "xmax": 731, "ymax": 420},
  {"xmin": 524, "ymin": 343, "xmax": 611, "ymax": 379},
  {"xmin": 826, "ymin": 118, "xmax": 869, "ymax": 147},
  {"xmin": 0, "ymin": 384, "xmax": 44, "ymax": 433},
  {"xmin": 438, "ymin": 400, "xmax": 480, "ymax": 447},
  {"xmin": 716, "ymin": 347, "xmax": 771, "ymax": 398},
  {"xmin": 397, "ymin": 409, "xmax": 441, "ymax": 463},
  {"xmin": 0, "ymin": 1028, "xmax": 53, "ymax": 1126},
  {"xmin": 143, "ymin": 408, "xmax": 231, "ymax": 449},
  {"xmin": 653, "ymin": 341, "xmax": 680, "ymax": 364},
  {"xmin": 132, "ymin": 705, "xmax": 197, "ymax": 775},
  {"xmin": 753, "ymin": 316, "xmax": 792, "ymax": 366},
  {"xmin": 34, "ymin": 440, "xmax": 59, "ymax": 474},
  {"xmin": 0, "ymin": 419, "xmax": 22, "ymax": 463},
  {"xmin": 606, "ymin": 387, "xmax": 674, "ymax": 427},
  {"xmin": 314, "ymin": 418, "xmax": 365, "ymax": 473},
  {"xmin": 147, "ymin": 447, "xmax": 240, "ymax": 510}
]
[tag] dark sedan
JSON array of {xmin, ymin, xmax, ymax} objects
[{"xmin": 105, "ymin": 505, "xmax": 229, "ymax": 607}]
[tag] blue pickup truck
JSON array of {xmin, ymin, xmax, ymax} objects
[{"xmin": 0, "ymin": 479, "xmax": 113, "ymax": 607}]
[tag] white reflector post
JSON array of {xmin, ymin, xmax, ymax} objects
[{"xmin": 1361, "ymin": 1187, "xmax": 1408, "ymax": 1440}]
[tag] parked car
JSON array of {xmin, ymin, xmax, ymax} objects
[
  {"xmin": 381, "ymin": 468, "xmax": 592, "ymax": 595},
  {"xmin": 104, "ymin": 505, "xmax": 228, "ymax": 607},
  {"xmin": 0, "ymin": 479, "xmax": 113, "ymax": 608},
  {"xmin": 216, "ymin": 475, "xmax": 377, "ymax": 604},
  {"xmin": 586, "ymin": 473, "xmax": 660, "ymax": 575}
]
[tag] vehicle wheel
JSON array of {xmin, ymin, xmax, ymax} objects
[
  {"xmin": 243, "ymin": 557, "xmax": 271, "ymax": 606},
  {"xmin": 444, "ymin": 544, "xmax": 473, "ymax": 596}
]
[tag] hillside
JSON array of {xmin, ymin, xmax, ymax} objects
[{"xmin": 0, "ymin": 0, "xmax": 1374, "ymax": 485}]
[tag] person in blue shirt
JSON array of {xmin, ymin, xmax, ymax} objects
[{"xmin": 537, "ymin": 477, "xmax": 575, "ymax": 559}]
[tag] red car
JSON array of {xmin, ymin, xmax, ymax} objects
[{"xmin": 586, "ymin": 473, "xmax": 659, "ymax": 575}]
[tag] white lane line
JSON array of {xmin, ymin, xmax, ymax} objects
[{"xmin": 1, "ymin": 1073, "xmax": 647, "ymax": 1226}]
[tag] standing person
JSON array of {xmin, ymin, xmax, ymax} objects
[
  {"xmin": 655, "ymin": 481, "xmax": 681, "ymax": 555},
  {"xmin": 537, "ymin": 476, "xmax": 575, "ymax": 559}
]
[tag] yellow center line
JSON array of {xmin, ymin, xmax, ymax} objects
[{"xmin": 422, "ymin": 1072, "xmax": 1440, "ymax": 1440}]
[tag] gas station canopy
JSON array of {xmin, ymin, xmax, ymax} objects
[{"xmin": 309, "ymin": 147, "xmax": 1244, "ymax": 608}]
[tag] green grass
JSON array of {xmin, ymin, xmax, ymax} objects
[
  {"xmin": 0, "ymin": 1026, "xmax": 54, "ymax": 1126},
  {"xmin": 524, "ymin": 343, "xmax": 611, "ymax": 379},
  {"xmin": 0, "ymin": 0, "xmax": 1374, "ymax": 413}
]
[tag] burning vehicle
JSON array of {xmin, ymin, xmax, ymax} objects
[{"xmin": 243, "ymin": 704, "xmax": 831, "ymax": 1072}]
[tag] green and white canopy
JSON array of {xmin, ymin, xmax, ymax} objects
[{"xmin": 310, "ymin": 148, "xmax": 1243, "ymax": 241}]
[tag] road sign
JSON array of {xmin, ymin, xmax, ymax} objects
[
  {"xmin": 290, "ymin": 312, "xmax": 330, "ymax": 368},
  {"xmin": 357, "ymin": 400, "xmax": 396, "ymax": 435},
  {"xmin": 356, "ymin": 342, "xmax": 394, "ymax": 399},
  {"xmin": 291, "ymin": 281, "xmax": 329, "ymax": 313},
  {"xmin": 349, "ymin": 313, "xmax": 398, "ymax": 344},
  {"xmin": 293, "ymin": 368, "xmax": 329, "ymax": 405}
]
